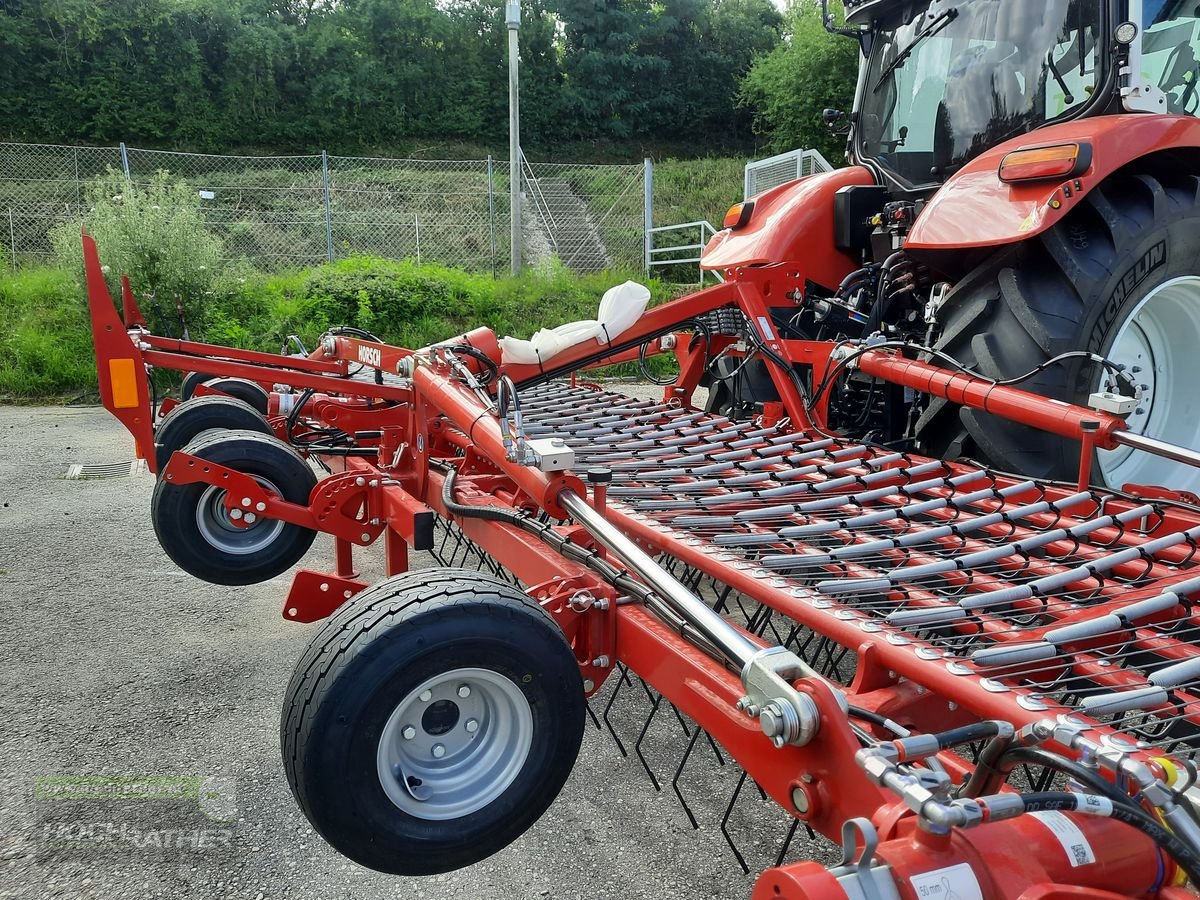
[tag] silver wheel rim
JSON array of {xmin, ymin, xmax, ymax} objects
[
  {"xmin": 1098, "ymin": 275, "xmax": 1200, "ymax": 493},
  {"xmin": 376, "ymin": 667, "xmax": 533, "ymax": 821},
  {"xmin": 194, "ymin": 477, "xmax": 285, "ymax": 555}
]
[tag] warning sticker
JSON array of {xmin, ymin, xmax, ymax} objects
[
  {"xmin": 1030, "ymin": 810, "xmax": 1096, "ymax": 867},
  {"xmin": 910, "ymin": 863, "xmax": 985, "ymax": 900}
]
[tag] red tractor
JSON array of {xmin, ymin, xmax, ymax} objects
[{"xmin": 702, "ymin": 0, "xmax": 1200, "ymax": 494}]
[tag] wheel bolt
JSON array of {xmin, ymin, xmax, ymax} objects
[
  {"xmin": 229, "ymin": 508, "xmax": 243, "ymax": 520},
  {"xmin": 431, "ymin": 743, "xmax": 446, "ymax": 759},
  {"xmin": 401, "ymin": 725, "xmax": 416, "ymax": 740},
  {"xmin": 457, "ymin": 684, "xmax": 471, "ymax": 698},
  {"xmin": 243, "ymin": 512, "xmax": 257, "ymax": 524},
  {"xmin": 465, "ymin": 718, "xmax": 479, "ymax": 734},
  {"xmin": 255, "ymin": 501, "xmax": 266, "ymax": 512},
  {"xmin": 241, "ymin": 497, "xmax": 252, "ymax": 507},
  {"xmin": 419, "ymin": 690, "xmax": 432, "ymax": 702}
]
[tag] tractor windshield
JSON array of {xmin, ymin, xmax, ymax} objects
[{"xmin": 858, "ymin": 0, "xmax": 1103, "ymax": 186}]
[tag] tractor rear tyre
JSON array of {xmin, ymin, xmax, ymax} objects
[
  {"xmin": 154, "ymin": 395, "xmax": 272, "ymax": 473},
  {"xmin": 281, "ymin": 568, "xmax": 585, "ymax": 875},
  {"xmin": 202, "ymin": 377, "xmax": 270, "ymax": 415},
  {"xmin": 151, "ymin": 429, "xmax": 317, "ymax": 585},
  {"xmin": 916, "ymin": 161, "xmax": 1200, "ymax": 491}
]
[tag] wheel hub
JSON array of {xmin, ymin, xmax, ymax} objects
[
  {"xmin": 376, "ymin": 667, "xmax": 533, "ymax": 821},
  {"xmin": 1097, "ymin": 275, "xmax": 1200, "ymax": 493},
  {"xmin": 195, "ymin": 479, "xmax": 285, "ymax": 555}
]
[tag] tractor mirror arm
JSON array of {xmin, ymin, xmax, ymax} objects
[{"xmin": 821, "ymin": 0, "xmax": 866, "ymax": 40}]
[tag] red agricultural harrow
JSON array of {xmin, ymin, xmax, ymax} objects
[{"xmin": 84, "ymin": 229, "xmax": 1200, "ymax": 899}]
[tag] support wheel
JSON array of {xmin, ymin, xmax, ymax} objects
[
  {"xmin": 180, "ymin": 370, "xmax": 215, "ymax": 402},
  {"xmin": 202, "ymin": 377, "xmax": 270, "ymax": 415},
  {"xmin": 151, "ymin": 429, "xmax": 317, "ymax": 585},
  {"xmin": 154, "ymin": 395, "xmax": 272, "ymax": 473},
  {"xmin": 916, "ymin": 159, "xmax": 1200, "ymax": 490},
  {"xmin": 281, "ymin": 568, "xmax": 585, "ymax": 875}
]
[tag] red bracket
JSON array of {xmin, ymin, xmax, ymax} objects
[
  {"xmin": 282, "ymin": 569, "xmax": 369, "ymax": 622},
  {"xmin": 528, "ymin": 573, "xmax": 618, "ymax": 695},
  {"xmin": 160, "ymin": 452, "xmax": 387, "ymax": 546}
]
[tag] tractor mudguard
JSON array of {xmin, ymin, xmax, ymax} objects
[
  {"xmin": 906, "ymin": 113, "xmax": 1200, "ymax": 250},
  {"xmin": 701, "ymin": 166, "xmax": 876, "ymax": 290}
]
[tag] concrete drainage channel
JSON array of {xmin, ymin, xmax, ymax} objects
[{"xmin": 64, "ymin": 460, "xmax": 146, "ymax": 480}]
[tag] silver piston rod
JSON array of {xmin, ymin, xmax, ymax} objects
[
  {"xmin": 558, "ymin": 490, "xmax": 827, "ymax": 748},
  {"xmin": 1112, "ymin": 430, "xmax": 1200, "ymax": 471}
]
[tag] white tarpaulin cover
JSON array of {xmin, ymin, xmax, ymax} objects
[{"xmin": 499, "ymin": 281, "xmax": 651, "ymax": 366}]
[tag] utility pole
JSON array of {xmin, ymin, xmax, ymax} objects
[{"xmin": 506, "ymin": 0, "xmax": 521, "ymax": 275}]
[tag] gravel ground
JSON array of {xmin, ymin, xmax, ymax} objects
[{"xmin": 0, "ymin": 401, "xmax": 801, "ymax": 900}]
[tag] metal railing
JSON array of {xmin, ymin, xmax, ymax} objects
[
  {"xmin": 648, "ymin": 220, "xmax": 724, "ymax": 285},
  {"xmin": 744, "ymin": 148, "xmax": 833, "ymax": 200}
]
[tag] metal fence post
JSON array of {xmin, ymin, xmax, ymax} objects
[
  {"xmin": 322, "ymin": 151, "xmax": 334, "ymax": 263},
  {"xmin": 8, "ymin": 208, "xmax": 16, "ymax": 266},
  {"xmin": 643, "ymin": 158, "xmax": 653, "ymax": 274},
  {"xmin": 119, "ymin": 142, "xmax": 131, "ymax": 185},
  {"xmin": 487, "ymin": 155, "xmax": 497, "ymax": 279}
]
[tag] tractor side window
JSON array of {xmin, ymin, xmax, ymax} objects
[
  {"xmin": 1142, "ymin": 1, "xmax": 1200, "ymax": 115},
  {"xmin": 1044, "ymin": 13, "xmax": 1100, "ymax": 118}
]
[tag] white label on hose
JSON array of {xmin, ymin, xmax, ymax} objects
[
  {"xmin": 910, "ymin": 863, "xmax": 984, "ymax": 899},
  {"xmin": 1030, "ymin": 810, "xmax": 1096, "ymax": 867},
  {"xmin": 755, "ymin": 316, "xmax": 776, "ymax": 341}
]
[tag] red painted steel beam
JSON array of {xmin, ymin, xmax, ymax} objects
[{"xmin": 856, "ymin": 350, "xmax": 1127, "ymax": 446}]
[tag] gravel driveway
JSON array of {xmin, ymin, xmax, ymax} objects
[{"xmin": 0, "ymin": 403, "xmax": 800, "ymax": 900}]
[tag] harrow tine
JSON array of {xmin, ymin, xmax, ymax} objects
[
  {"xmin": 671, "ymin": 726, "xmax": 704, "ymax": 829},
  {"xmin": 602, "ymin": 664, "xmax": 631, "ymax": 758},
  {"xmin": 585, "ymin": 697, "xmax": 601, "ymax": 730},
  {"xmin": 721, "ymin": 770, "xmax": 752, "ymax": 874},
  {"xmin": 633, "ymin": 689, "xmax": 664, "ymax": 792}
]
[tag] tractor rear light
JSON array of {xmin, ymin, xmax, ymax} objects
[
  {"xmin": 723, "ymin": 201, "xmax": 754, "ymax": 229},
  {"xmin": 108, "ymin": 358, "xmax": 139, "ymax": 408},
  {"xmin": 999, "ymin": 143, "xmax": 1090, "ymax": 183}
]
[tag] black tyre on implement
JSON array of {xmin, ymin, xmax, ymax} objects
[
  {"xmin": 151, "ymin": 429, "xmax": 317, "ymax": 585},
  {"xmin": 916, "ymin": 158, "xmax": 1200, "ymax": 490},
  {"xmin": 201, "ymin": 377, "xmax": 271, "ymax": 414},
  {"xmin": 180, "ymin": 370, "xmax": 214, "ymax": 402},
  {"xmin": 154, "ymin": 394, "xmax": 273, "ymax": 473},
  {"xmin": 282, "ymin": 568, "xmax": 586, "ymax": 876}
]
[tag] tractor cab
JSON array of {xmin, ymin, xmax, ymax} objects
[
  {"xmin": 840, "ymin": 0, "xmax": 1200, "ymax": 192},
  {"xmin": 700, "ymin": 0, "xmax": 1200, "ymax": 492}
]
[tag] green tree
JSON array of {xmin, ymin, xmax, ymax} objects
[{"xmin": 739, "ymin": 0, "xmax": 858, "ymax": 161}]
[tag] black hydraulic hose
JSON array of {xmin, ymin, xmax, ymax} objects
[
  {"xmin": 932, "ymin": 721, "xmax": 1007, "ymax": 750},
  {"xmin": 847, "ymin": 705, "xmax": 909, "ymax": 738},
  {"xmin": 997, "ymin": 746, "xmax": 1138, "ymax": 811},
  {"xmin": 440, "ymin": 465, "xmax": 527, "ymax": 524},
  {"xmin": 1018, "ymin": 791, "xmax": 1099, "ymax": 813}
]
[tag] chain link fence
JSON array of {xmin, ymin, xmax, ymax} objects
[{"xmin": 0, "ymin": 142, "xmax": 650, "ymax": 275}]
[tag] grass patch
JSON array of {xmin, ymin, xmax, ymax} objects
[{"xmin": 0, "ymin": 257, "xmax": 685, "ymax": 401}]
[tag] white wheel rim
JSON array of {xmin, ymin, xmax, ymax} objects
[
  {"xmin": 376, "ymin": 667, "xmax": 533, "ymax": 821},
  {"xmin": 1098, "ymin": 275, "xmax": 1200, "ymax": 493},
  {"xmin": 194, "ymin": 477, "xmax": 285, "ymax": 555}
]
